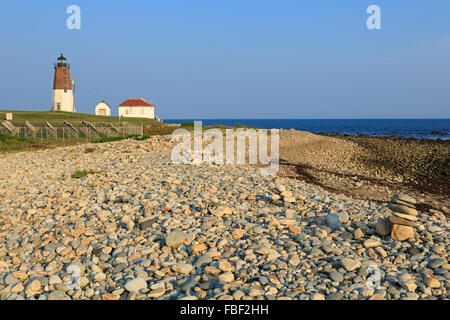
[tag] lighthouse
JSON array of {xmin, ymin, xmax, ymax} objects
[{"xmin": 51, "ymin": 54, "xmax": 75, "ymax": 112}]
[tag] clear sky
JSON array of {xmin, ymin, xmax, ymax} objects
[{"xmin": 0, "ymin": 0, "xmax": 449, "ymax": 118}]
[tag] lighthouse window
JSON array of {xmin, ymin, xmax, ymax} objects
[
  {"xmin": 64, "ymin": 78, "xmax": 67, "ymax": 83},
  {"xmin": 63, "ymin": 70, "xmax": 66, "ymax": 75}
]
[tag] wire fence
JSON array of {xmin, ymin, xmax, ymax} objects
[{"xmin": 1, "ymin": 122, "xmax": 144, "ymax": 142}]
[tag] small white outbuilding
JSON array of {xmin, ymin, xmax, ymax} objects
[
  {"xmin": 95, "ymin": 100, "xmax": 111, "ymax": 116},
  {"xmin": 118, "ymin": 98, "xmax": 155, "ymax": 119}
]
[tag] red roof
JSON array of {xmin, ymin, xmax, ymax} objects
[{"xmin": 119, "ymin": 98, "xmax": 154, "ymax": 107}]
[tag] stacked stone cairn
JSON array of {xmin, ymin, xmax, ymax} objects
[{"xmin": 386, "ymin": 194, "xmax": 418, "ymax": 241}]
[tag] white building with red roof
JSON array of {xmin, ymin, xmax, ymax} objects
[{"xmin": 118, "ymin": 97, "xmax": 155, "ymax": 120}]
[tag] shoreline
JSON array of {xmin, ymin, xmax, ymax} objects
[
  {"xmin": 318, "ymin": 132, "xmax": 448, "ymax": 141},
  {"xmin": 165, "ymin": 119, "xmax": 449, "ymax": 141}
]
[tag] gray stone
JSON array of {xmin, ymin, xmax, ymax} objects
[
  {"xmin": 166, "ymin": 230, "xmax": 186, "ymax": 247},
  {"xmin": 327, "ymin": 292, "xmax": 343, "ymax": 300},
  {"xmin": 329, "ymin": 271, "xmax": 344, "ymax": 282},
  {"xmin": 43, "ymin": 243, "xmax": 63, "ymax": 253},
  {"xmin": 337, "ymin": 211, "xmax": 349, "ymax": 224},
  {"xmin": 326, "ymin": 214, "xmax": 341, "ymax": 230},
  {"xmin": 194, "ymin": 254, "xmax": 212, "ymax": 268},
  {"xmin": 48, "ymin": 290, "xmax": 70, "ymax": 300},
  {"xmin": 139, "ymin": 218, "xmax": 157, "ymax": 230},
  {"xmin": 376, "ymin": 218, "xmax": 392, "ymax": 236},
  {"xmin": 391, "ymin": 211, "xmax": 418, "ymax": 221},
  {"xmin": 428, "ymin": 258, "xmax": 446, "ymax": 269},
  {"xmin": 392, "ymin": 194, "xmax": 416, "ymax": 205},
  {"xmin": 388, "ymin": 203, "xmax": 418, "ymax": 216},
  {"xmin": 125, "ymin": 278, "xmax": 148, "ymax": 293}
]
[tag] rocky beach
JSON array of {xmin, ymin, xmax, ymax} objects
[{"xmin": 0, "ymin": 131, "xmax": 448, "ymax": 300}]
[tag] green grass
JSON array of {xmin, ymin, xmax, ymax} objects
[
  {"xmin": 91, "ymin": 135, "xmax": 150, "ymax": 143},
  {"xmin": 71, "ymin": 169, "xmax": 104, "ymax": 179},
  {"xmin": 180, "ymin": 122, "xmax": 195, "ymax": 128},
  {"xmin": 0, "ymin": 110, "xmax": 157, "ymax": 127},
  {"xmin": 92, "ymin": 136, "xmax": 129, "ymax": 143},
  {"xmin": 0, "ymin": 134, "xmax": 34, "ymax": 152},
  {"xmin": 0, "ymin": 134, "xmax": 94, "ymax": 154}
]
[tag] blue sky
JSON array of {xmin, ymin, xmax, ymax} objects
[{"xmin": 0, "ymin": 0, "xmax": 449, "ymax": 118}]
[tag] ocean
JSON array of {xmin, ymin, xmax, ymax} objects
[{"xmin": 166, "ymin": 119, "xmax": 449, "ymax": 140}]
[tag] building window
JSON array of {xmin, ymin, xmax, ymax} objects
[
  {"xmin": 64, "ymin": 87, "xmax": 67, "ymax": 92},
  {"xmin": 57, "ymin": 103, "xmax": 61, "ymax": 110}
]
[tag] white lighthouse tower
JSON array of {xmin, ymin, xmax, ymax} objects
[{"xmin": 51, "ymin": 54, "xmax": 75, "ymax": 112}]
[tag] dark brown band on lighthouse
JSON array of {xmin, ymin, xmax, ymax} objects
[{"xmin": 53, "ymin": 67, "xmax": 72, "ymax": 90}]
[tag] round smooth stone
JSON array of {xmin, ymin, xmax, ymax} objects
[{"xmin": 328, "ymin": 271, "xmax": 344, "ymax": 283}]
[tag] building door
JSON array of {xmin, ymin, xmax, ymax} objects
[{"xmin": 99, "ymin": 109, "xmax": 106, "ymax": 116}]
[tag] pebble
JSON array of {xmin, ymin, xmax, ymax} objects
[
  {"xmin": 341, "ymin": 258, "xmax": 361, "ymax": 272},
  {"xmin": 125, "ymin": 278, "xmax": 148, "ymax": 293},
  {"xmin": 326, "ymin": 214, "xmax": 341, "ymax": 230},
  {"xmin": 399, "ymin": 280, "xmax": 417, "ymax": 292},
  {"xmin": 354, "ymin": 228, "xmax": 365, "ymax": 239},
  {"xmin": 328, "ymin": 271, "xmax": 344, "ymax": 283},
  {"xmin": 424, "ymin": 276, "xmax": 440, "ymax": 289},
  {"xmin": 364, "ymin": 239, "xmax": 381, "ymax": 248},
  {"xmin": 48, "ymin": 290, "xmax": 70, "ymax": 300},
  {"xmin": 337, "ymin": 211, "xmax": 349, "ymax": 224},
  {"xmin": 172, "ymin": 263, "xmax": 194, "ymax": 274},
  {"xmin": 166, "ymin": 230, "xmax": 186, "ymax": 247},
  {"xmin": 375, "ymin": 218, "xmax": 392, "ymax": 236},
  {"xmin": 194, "ymin": 254, "xmax": 212, "ymax": 268},
  {"xmin": 218, "ymin": 272, "xmax": 234, "ymax": 283},
  {"xmin": 327, "ymin": 292, "xmax": 343, "ymax": 300},
  {"xmin": 25, "ymin": 280, "xmax": 41, "ymax": 297},
  {"xmin": 311, "ymin": 293, "xmax": 325, "ymax": 300}
]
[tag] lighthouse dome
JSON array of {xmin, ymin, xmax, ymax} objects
[{"xmin": 55, "ymin": 54, "xmax": 70, "ymax": 68}]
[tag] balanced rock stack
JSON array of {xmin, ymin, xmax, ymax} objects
[{"xmin": 387, "ymin": 194, "xmax": 418, "ymax": 241}]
